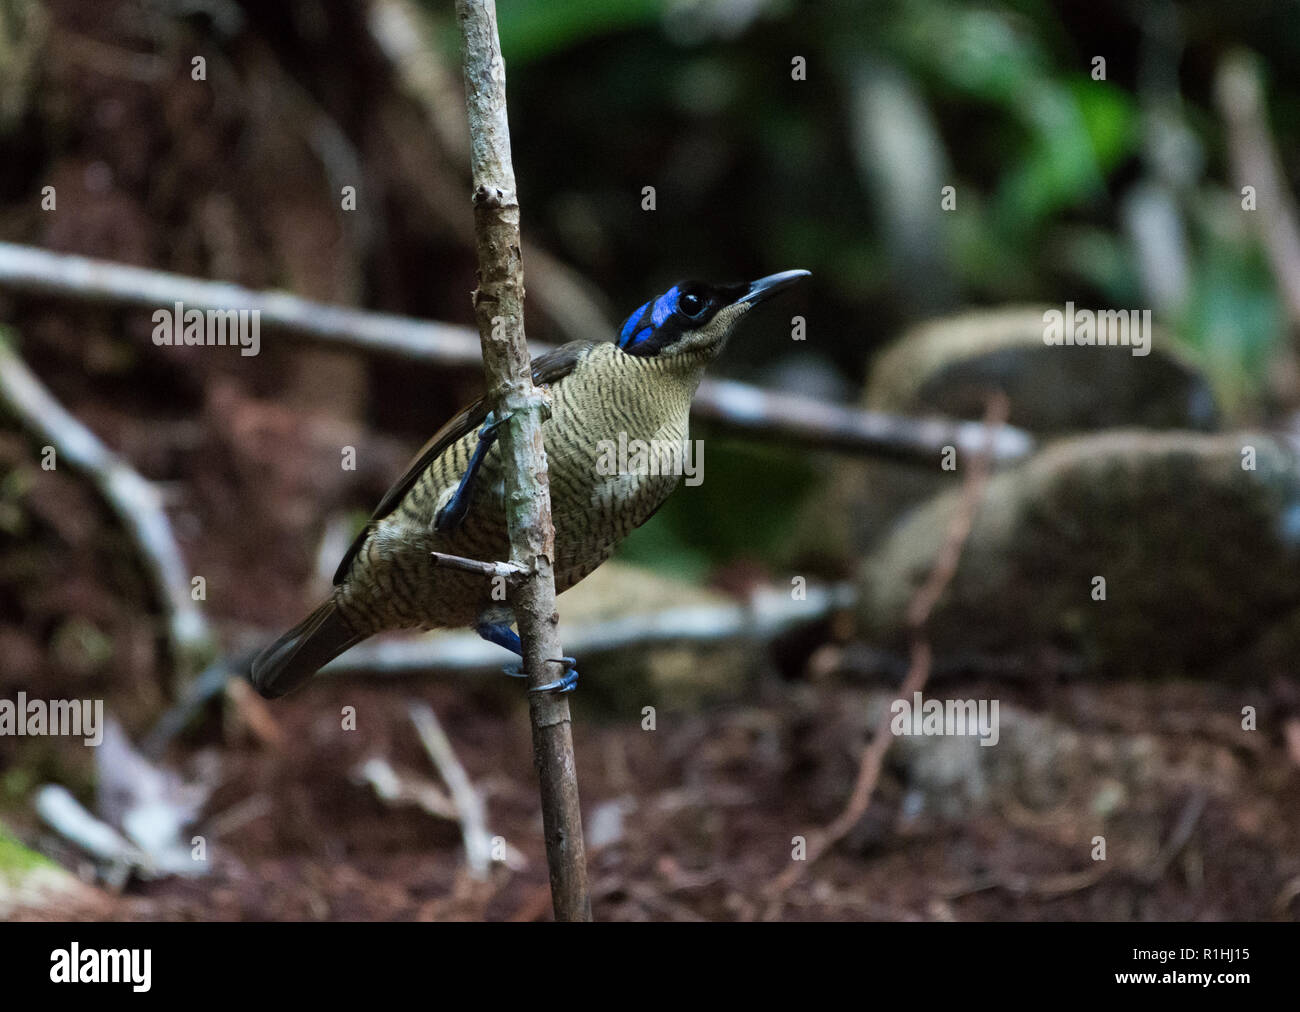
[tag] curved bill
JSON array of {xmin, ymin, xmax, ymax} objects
[{"xmin": 738, "ymin": 269, "xmax": 811, "ymax": 305}]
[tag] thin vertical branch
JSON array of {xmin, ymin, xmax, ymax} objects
[
  {"xmin": 454, "ymin": 0, "xmax": 591, "ymax": 921},
  {"xmin": 1216, "ymin": 51, "xmax": 1300, "ymax": 330}
]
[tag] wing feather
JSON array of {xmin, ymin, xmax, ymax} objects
[{"xmin": 332, "ymin": 341, "xmax": 592, "ymax": 585}]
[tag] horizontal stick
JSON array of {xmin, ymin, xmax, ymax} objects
[
  {"xmin": 0, "ymin": 241, "xmax": 483, "ymax": 365},
  {"xmin": 429, "ymin": 551, "xmax": 527, "ymax": 579},
  {"xmin": 142, "ymin": 581, "xmax": 857, "ymax": 754},
  {"xmin": 324, "ymin": 581, "xmax": 857, "ymax": 676},
  {"xmin": 0, "ymin": 242, "xmax": 1034, "ymax": 465}
]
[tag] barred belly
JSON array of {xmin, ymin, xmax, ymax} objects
[{"xmin": 335, "ymin": 347, "xmax": 693, "ymax": 636}]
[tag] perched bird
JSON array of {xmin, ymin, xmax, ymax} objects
[{"xmin": 251, "ymin": 269, "xmax": 810, "ymax": 698}]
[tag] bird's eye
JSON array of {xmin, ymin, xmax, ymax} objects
[{"xmin": 679, "ymin": 292, "xmax": 706, "ymax": 318}]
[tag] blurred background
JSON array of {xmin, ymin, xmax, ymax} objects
[{"xmin": 1, "ymin": 0, "xmax": 1299, "ymax": 920}]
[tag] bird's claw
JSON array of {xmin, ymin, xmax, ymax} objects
[
  {"xmin": 502, "ymin": 656, "xmax": 579, "ymax": 694},
  {"xmin": 530, "ymin": 657, "xmax": 580, "ymax": 694}
]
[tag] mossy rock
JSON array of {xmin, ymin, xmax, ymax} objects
[
  {"xmin": 856, "ymin": 431, "xmax": 1300, "ymax": 677},
  {"xmin": 557, "ymin": 561, "xmax": 757, "ymax": 712},
  {"xmin": 866, "ymin": 306, "xmax": 1217, "ymax": 432},
  {"xmin": 790, "ymin": 307, "xmax": 1220, "ymax": 571},
  {"xmin": 415, "ymin": 561, "xmax": 757, "ymax": 713},
  {"xmin": 0, "ymin": 820, "xmax": 99, "ymax": 918}
]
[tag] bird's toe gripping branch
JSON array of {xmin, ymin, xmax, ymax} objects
[
  {"xmin": 526, "ymin": 656, "xmax": 580, "ymax": 694},
  {"xmin": 476, "ymin": 621, "xmax": 580, "ymax": 694},
  {"xmin": 435, "ymin": 410, "xmax": 509, "ymax": 533}
]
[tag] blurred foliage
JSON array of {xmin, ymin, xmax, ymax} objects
[
  {"xmin": 493, "ymin": 0, "xmax": 662, "ymax": 61},
  {"xmin": 419, "ymin": 0, "xmax": 1300, "ymax": 578},
  {"xmin": 616, "ymin": 439, "xmax": 819, "ymax": 579},
  {"xmin": 424, "ymin": 0, "xmax": 1300, "ymax": 579},
  {"xmin": 0, "ymin": 821, "xmax": 54, "ymax": 873}
]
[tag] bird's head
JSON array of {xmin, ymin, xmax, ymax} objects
[{"xmin": 615, "ymin": 269, "xmax": 810, "ymax": 364}]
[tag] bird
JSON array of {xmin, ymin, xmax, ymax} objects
[{"xmin": 250, "ymin": 269, "xmax": 810, "ymax": 699}]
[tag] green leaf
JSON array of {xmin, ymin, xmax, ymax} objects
[{"xmin": 495, "ymin": 0, "xmax": 663, "ymax": 63}]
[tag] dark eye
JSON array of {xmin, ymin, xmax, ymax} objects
[{"xmin": 679, "ymin": 292, "xmax": 706, "ymax": 318}]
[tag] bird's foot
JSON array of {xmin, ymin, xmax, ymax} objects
[{"xmin": 502, "ymin": 656, "xmax": 580, "ymax": 694}]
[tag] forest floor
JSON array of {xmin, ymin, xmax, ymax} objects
[
  {"xmin": 7, "ymin": 672, "xmax": 1299, "ymax": 921},
  {"xmin": 3, "ymin": 0, "xmax": 1298, "ymax": 923}
]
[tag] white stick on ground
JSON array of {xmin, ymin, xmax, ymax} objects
[
  {"xmin": 0, "ymin": 330, "xmax": 212, "ymax": 682},
  {"xmin": 407, "ymin": 702, "xmax": 492, "ymax": 880}
]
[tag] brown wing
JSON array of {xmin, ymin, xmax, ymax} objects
[{"xmin": 332, "ymin": 341, "xmax": 593, "ymax": 586}]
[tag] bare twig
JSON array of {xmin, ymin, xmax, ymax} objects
[
  {"xmin": 201, "ymin": 795, "xmax": 274, "ymax": 842},
  {"xmin": 140, "ymin": 653, "xmax": 252, "ymax": 758},
  {"xmin": 366, "ymin": 0, "xmax": 620, "ymax": 346},
  {"xmin": 429, "ymin": 551, "xmax": 527, "ymax": 580},
  {"xmin": 694, "ymin": 376, "xmax": 1030, "ymax": 463},
  {"xmin": 354, "ymin": 756, "xmax": 458, "ymax": 819},
  {"xmin": 0, "ymin": 329, "xmax": 213, "ymax": 684},
  {"xmin": 408, "ymin": 702, "xmax": 493, "ymax": 879},
  {"xmin": 455, "ymin": 0, "xmax": 590, "ymax": 921},
  {"xmin": 1273, "ymin": 874, "xmax": 1300, "ymax": 917},
  {"xmin": 942, "ymin": 864, "xmax": 1109, "ymax": 901},
  {"xmin": 223, "ymin": 677, "xmax": 286, "ymax": 751},
  {"xmin": 33, "ymin": 785, "xmax": 148, "ymax": 877},
  {"xmin": 765, "ymin": 393, "xmax": 1009, "ymax": 913},
  {"xmin": 0, "ymin": 241, "xmax": 1033, "ymax": 465},
  {"xmin": 1216, "ymin": 51, "xmax": 1300, "ymax": 329},
  {"xmin": 1140, "ymin": 788, "xmax": 1208, "ymax": 885}
]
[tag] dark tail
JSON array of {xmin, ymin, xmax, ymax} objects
[{"xmin": 250, "ymin": 599, "xmax": 365, "ymax": 699}]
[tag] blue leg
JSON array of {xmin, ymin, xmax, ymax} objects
[
  {"xmin": 476, "ymin": 621, "xmax": 521, "ymax": 655},
  {"xmin": 435, "ymin": 412, "xmax": 504, "ymax": 533},
  {"xmin": 475, "ymin": 621, "xmax": 580, "ymax": 694}
]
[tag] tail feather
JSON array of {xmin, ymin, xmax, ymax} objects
[{"xmin": 250, "ymin": 599, "xmax": 364, "ymax": 699}]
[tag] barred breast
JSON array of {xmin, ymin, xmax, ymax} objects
[{"xmin": 335, "ymin": 344, "xmax": 696, "ymax": 635}]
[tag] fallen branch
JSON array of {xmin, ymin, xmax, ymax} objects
[
  {"xmin": 330, "ymin": 580, "xmax": 856, "ymax": 675},
  {"xmin": 1140, "ymin": 788, "xmax": 1208, "ymax": 886},
  {"xmin": 143, "ymin": 581, "xmax": 856, "ymax": 754},
  {"xmin": 0, "ymin": 240, "xmax": 481, "ymax": 365},
  {"xmin": 764, "ymin": 393, "xmax": 1009, "ymax": 913},
  {"xmin": 456, "ymin": 0, "xmax": 590, "ymax": 921},
  {"xmin": 0, "ymin": 329, "xmax": 213, "ymax": 684},
  {"xmin": 693, "ymin": 376, "xmax": 1029, "ymax": 462},
  {"xmin": 33, "ymin": 785, "xmax": 148, "ymax": 888},
  {"xmin": 223, "ymin": 676, "xmax": 286, "ymax": 751},
  {"xmin": 140, "ymin": 654, "xmax": 249, "ymax": 759},
  {"xmin": 408, "ymin": 702, "xmax": 493, "ymax": 880},
  {"xmin": 0, "ymin": 241, "xmax": 1034, "ymax": 465},
  {"xmin": 941, "ymin": 864, "xmax": 1109, "ymax": 901},
  {"xmin": 354, "ymin": 756, "xmax": 458, "ymax": 819}
]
